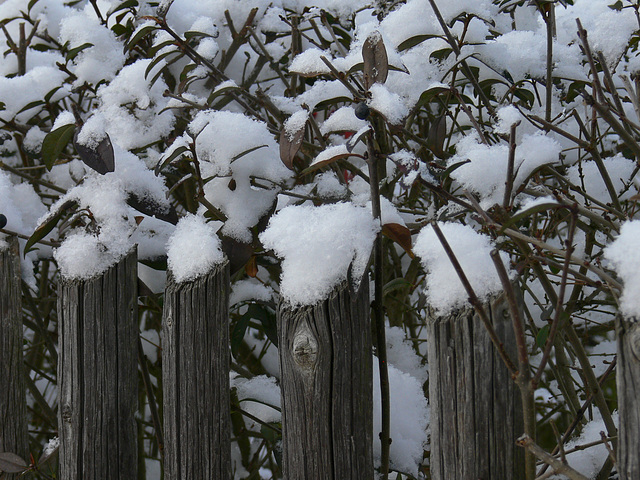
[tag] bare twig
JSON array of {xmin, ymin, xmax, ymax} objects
[
  {"xmin": 503, "ymin": 122, "xmax": 518, "ymax": 208},
  {"xmin": 532, "ymin": 207, "xmax": 577, "ymax": 387},
  {"xmin": 366, "ymin": 133, "xmax": 391, "ymax": 480},
  {"xmin": 518, "ymin": 435, "xmax": 590, "ymax": 480}
]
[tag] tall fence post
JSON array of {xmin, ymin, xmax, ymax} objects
[
  {"xmin": 57, "ymin": 250, "xmax": 138, "ymax": 480},
  {"xmin": 0, "ymin": 237, "xmax": 28, "ymax": 471},
  {"xmin": 616, "ymin": 315, "xmax": 640, "ymax": 479},
  {"xmin": 278, "ymin": 279, "xmax": 373, "ymax": 479},
  {"xmin": 162, "ymin": 262, "xmax": 231, "ymax": 479},
  {"xmin": 427, "ymin": 293, "xmax": 524, "ymax": 480}
]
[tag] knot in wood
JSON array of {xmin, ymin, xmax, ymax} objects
[
  {"xmin": 61, "ymin": 405, "xmax": 72, "ymax": 423},
  {"xmin": 292, "ymin": 324, "xmax": 318, "ymax": 371},
  {"xmin": 166, "ymin": 316, "xmax": 173, "ymax": 328}
]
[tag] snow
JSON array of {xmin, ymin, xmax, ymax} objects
[
  {"xmin": 604, "ymin": 220, "xmax": 640, "ymax": 318},
  {"xmin": 414, "ymin": 222, "xmax": 512, "ymax": 313},
  {"xmin": 166, "ymin": 214, "xmax": 224, "ymax": 283},
  {"xmin": 310, "ymin": 144, "xmax": 350, "ymax": 168},
  {"xmin": 289, "ymin": 48, "xmax": 333, "ymax": 76},
  {"xmin": 283, "ymin": 110, "xmax": 309, "ymax": 140},
  {"xmin": 94, "ymin": 59, "xmax": 175, "ymax": 151},
  {"xmin": 494, "ymin": 105, "xmax": 523, "ymax": 134},
  {"xmin": 449, "ymin": 132, "xmax": 561, "ymax": 208},
  {"xmin": 42, "ymin": 436, "xmax": 59, "ymax": 457},
  {"xmin": 373, "ymin": 359, "xmax": 429, "ymax": 475},
  {"xmin": 59, "ymin": 10, "xmax": 126, "ymax": 86},
  {"xmin": 567, "ymin": 154, "xmax": 637, "ymax": 204},
  {"xmin": 0, "ymin": 66, "xmax": 68, "ymax": 122},
  {"xmin": 320, "ymin": 106, "xmax": 368, "ymax": 134},
  {"xmin": 259, "ymin": 203, "xmax": 379, "ymax": 307},
  {"xmin": 230, "ymin": 279, "xmax": 274, "ymax": 305},
  {"xmin": 551, "ymin": 412, "xmax": 619, "ymax": 479},
  {"xmin": 232, "ymin": 374, "xmax": 281, "ymax": 429},
  {"xmin": 192, "ymin": 110, "xmax": 293, "ymax": 242},
  {"xmin": 368, "ymin": 83, "xmax": 409, "ymax": 125}
]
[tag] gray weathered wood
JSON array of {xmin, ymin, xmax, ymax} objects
[
  {"xmin": 278, "ymin": 279, "xmax": 373, "ymax": 480},
  {"xmin": 616, "ymin": 316, "xmax": 640, "ymax": 480},
  {"xmin": 162, "ymin": 262, "xmax": 231, "ymax": 480},
  {"xmin": 57, "ymin": 250, "xmax": 138, "ymax": 480},
  {"xmin": 427, "ymin": 294, "xmax": 524, "ymax": 480},
  {"xmin": 0, "ymin": 237, "xmax": 28, "ymax": 470}
]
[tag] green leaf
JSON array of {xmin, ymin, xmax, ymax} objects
[
  {"xmin": 397, "ymin": 34, "xmax": 440, "ymax": 51},
  {"xmin": 184, "ymin": 30, "xmax": 218, "ymax": 40},
  {"xmin": 126, "ymin": 23, "xmax": 158, "ymax": 52},
  {"xmin": 500, "ymin": 201, "xmax": 559, "ymax": 232},
  {"xmin": 41, "ymin": 124, "xmax": 75, "ymax": 171},
  {"xmin": 16, "ymin": 99, "xmax": 45, "ymax": 115},
  {"xmin": 260, "ymin": 422, "xmax": 281, "ymax": 443},
  {"xmin": 145, "ymin": 48, "xmax": 179, "ymax": 79},
  {"xmin": 416, "ymin": 85, "xmax": 450, "ymax": 108},
  {"xmin": 383, "ymin": 278, "xmax": 412, "ymax": 296},
  {"xmin": 206, "ymin": 82, "xmax": 240, "ymax": 105},
  {"xmin": 438, "ymin": 159, "xmax": 470, "ymax": 181},
  {"xmin": 66, "ymin": 42, "xmax": 93, "ymax": 62},
  {"xmin": 536, "ymin": 324, "xmax": 550, "ymax": 349},
  {"xmin": 155, "ymin": 144, "xmax": 190, "ymax": 174},
  {"xmin": 513, "ymin": 88, "xmax": 535, "ymax": 108},
  {"xmin": 230, "ymin": 144, "xmax": 268, "ymax": 164},
  {"xmin": 111, "ymin": 23, "xmax": 128, "ymax": 36},
  {"xmin": 108, "ymin": 0, "xmax": 138, "ymax": 17},
  {"xmin": 24, "ymin": 199, "xmax": 77, "ymax": 255},
  {"xmin": 148, "ymin": 38, "xmax": 176, "ymax": 57},
  {"xmin": 231, "ymin": 315, "xmax": 251, "ymax": 359}
]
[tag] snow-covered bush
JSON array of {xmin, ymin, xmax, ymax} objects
[{"xmin": 2, "ymin": 0, "xmax": 639, "ymax": 478}]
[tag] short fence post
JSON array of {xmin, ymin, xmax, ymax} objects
[
  {"xmin": 57, "ymin": 250, "xmax": 138, "ymax": 480},
  {"xmin": 0, "ymin": 237, "xmax": 28, "ymax": 469},
  {"xmin": 162, "ymin": 262, "xmax": 231, "ymax": 479},
  {"xmin": 616, "ymin": 315, "xmax": 640, "ymax": 479},
  {"xmin": 278, "ymin": 280, "xmax": 373, "ymax": 480},
  {"xmin": 427, "ymin": 294, "xmax": 524, "ymax": 480}
]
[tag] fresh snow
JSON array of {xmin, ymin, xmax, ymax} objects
[
  {"xmin": 414, "ymin": 222, "xmax": 512, "ymax": 313},
  {"xmin": 260, "ymin": 202, "xmax": 378, "ymax": 307}
]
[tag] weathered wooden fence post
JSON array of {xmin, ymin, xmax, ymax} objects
[
  {"xmin": 616, "ymin": 315, "xmax": 640, "ymax": 479},
  {"xmin": 57, "ymin": 250, "xmax": 138, "ymax": 480},
  {"xmin": 427, "ymin": 293, "xmax": 524, "ymax": 480},
  {"xmin": 278, "ymin": 279, "xmax": 373, "ymax": 479},
  {"xmin": 162, "ymin": 261, "xmax": 231, "ymax": 479},
  {"xmin": 0, "ymin": 237, "xmax": 28, "ymax": 469}
]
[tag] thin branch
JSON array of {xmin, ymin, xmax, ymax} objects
[
  {"xmin": 518, "ymin": 435, "xmax": 590, "ymax": 480},
  {"xmin": 532, "ymin": 208, "xmax": 577, "ymax": 387}
]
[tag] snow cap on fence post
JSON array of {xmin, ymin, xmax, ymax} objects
[
  {"xmin": 259, "ymin": 202, "xmax": 378, "ymax": 307},
  {"xmin": 166, "ymin": 213, "xmax": 225, "ymax": 283},
  {"xmin": 414, "ymin": 221, "xmax": 513, "ymax": 314}
]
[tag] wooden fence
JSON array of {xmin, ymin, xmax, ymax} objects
[{"xmin": 1, "ymin": 237, "xmax": 638, "ymax": 479}]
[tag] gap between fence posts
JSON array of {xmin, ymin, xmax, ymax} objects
[
  {"xmin": 616, "ymin": 314, "xmax": 640, "ymax": 480},
  {"xmin": 427, "ymin": 292, "xmax": 525, "ymax": 480},
  {"xmin": 162, "ymin": 261, "xmax": 231, "ymax": 479},
  {"xmin": 278, "ymin": 278, "xmax": 373, "ymax": 480},
  {"xmin": 0, "ymin": 236, "xmax": 28, "ymax": 477},
  {"xmin": 57, "ymin": 249, "xmax": 138, "ymax": 480}
]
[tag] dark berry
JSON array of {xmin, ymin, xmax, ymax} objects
[
  {"xmin": 354, "ymin": 102, "xmax": 370, "ymax": 120},
  {"xmin": 0, "ymin": 214, "xmax": 6, "ymax": 230}
]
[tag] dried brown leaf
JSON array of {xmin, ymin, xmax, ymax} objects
[
  {"xmin": 382, "ymin": 222, "xmax": 414, "ymax": 258},
  {"xmin": 362, "ymin": 31, "xmax": 388, "ymax": 90},
  {"xmin": 279, "ymin": 125, "xmax": 305, "ymax": 170}
]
